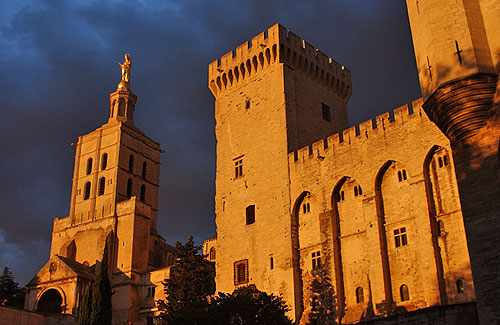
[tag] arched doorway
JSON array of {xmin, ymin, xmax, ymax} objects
[{"xmin": 37, "ymin": 289, "xmax": 63, "ymax": 313}]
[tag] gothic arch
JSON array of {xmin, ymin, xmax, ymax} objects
[
  {"xmin": 374, "ymin": 160, "xmax": 395, "ymax": 312},
  {"xmin": 331, "ymin": 176, "xmax": 369, "ymax": 321},
  {"xmin": 291, "ymin": 190, "xmax": 310, "ymax": 320},
  {"xmin": 423, "ymin": 145, "xmax": 452, "ymax": 304}
]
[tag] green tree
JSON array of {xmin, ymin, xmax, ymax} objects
[
  {"xmin": 307, "ymin": 268, "xmax": 337, "ymax": 325},
  {"xmin": 0, "ymin": 266, "xmax": 25, "ymax": 308},
  {"xmin": 89, "ymin": 242, "xmax": 112, "ymax": 324},
  {"xmin": 210, "ymin": 285, "xmax": 293, "ymax": 324},
  {"xmin": 78, "ymin": 279, "xmax": 93, "ymax": 325},
  {"xmin": 157, "ymin": 236, "xmax": 213, "ymax": 324}
]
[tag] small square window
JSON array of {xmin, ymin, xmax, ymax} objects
[
  {"xmin": 234, "ymin": 259, "xmax": 249, "ymax": 285},
  {"xmin": 312, "ymin": 251, "xmax": 321, "ymax": 269},
  {"xmin": 234, "ymin": 158, "xmax": 243, "ymax": 178},
  {"xmin": 322, "ymin": 103, "xmax": 331, "ymax": 122},
  {"xmin": 394, "ymin": 227, "xmax": 408, "ymax": 248}
]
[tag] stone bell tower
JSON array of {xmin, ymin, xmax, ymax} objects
[
  {"xmin": 26, "ymin": 54, "xmax": 169, "ymax": 324},
  {"xmin": 407, "ymin": 1, "xmax": 500, "ymax": 323}
]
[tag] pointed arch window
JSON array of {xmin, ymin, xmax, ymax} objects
[
  {"xmin": 86, "ymin": 158, "xmax": 93, "ymax": 175},
  {"xmin": 126, "ymin": 178, "xmax": 133, "ymax": 199},
  {"xmin": 84, "ymin": 181, "xmax": 91, "ymax": 200},
  {"xmin": 140, "ymin": 184, "xmax": 146, "ymax": 202},
  {"xmin": 101, "ymin": 153, "xmax": 108, "ymax": 170},
  {"xmin": 98, "ymin": 177, "xmax": 106, "ymax": 196}
]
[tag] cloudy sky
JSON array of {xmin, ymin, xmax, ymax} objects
[{"xmin": 0, "ymin": 0, "xmax": 421, "ymax": 285}]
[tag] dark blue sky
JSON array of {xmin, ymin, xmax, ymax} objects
[{"xmin": 0, "ymin": 0, "xmax": 421, "ymax": 285}]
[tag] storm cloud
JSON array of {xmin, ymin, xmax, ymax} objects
[{"xmin": 0, "ymin": 0, "xmax": 421, "ymax": 285}]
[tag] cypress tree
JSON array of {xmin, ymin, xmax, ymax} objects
[
  {"xmin": 79, "ymin": 279, "xmax": 93, "ymax": 325},
  {"xmin": 90, "ymin": 242, "xmax": 112, "ymax": 324}
]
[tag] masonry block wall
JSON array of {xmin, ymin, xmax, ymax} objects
[
  {"xmin": 208, "ymin": 23, "xmax": 475, "ymax": 323},
  {"xmin": 288, "ymin": 102, "xmax": 473, "ymax": 323}
]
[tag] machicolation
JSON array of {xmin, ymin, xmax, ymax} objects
[{"xmin": 208, "ymin": 23, "xmax": 351, "ymax": 99}]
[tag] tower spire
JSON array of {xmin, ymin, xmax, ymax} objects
[{"xmin": 109, "ymin": 53, "xmax": 136, "ymax": 124}]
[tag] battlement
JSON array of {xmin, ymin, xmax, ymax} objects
[
  {"xmin": 289, "ymin": 98, "xmax": 426, "ymax": 164},
  {"xmin": 208, "ymin": 23, "xmax": 351, "ymax": 99}
]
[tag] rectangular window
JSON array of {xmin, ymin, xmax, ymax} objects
[
  {"xmin": 234, "ymin": 158, "xmax": 243, "ymax": 178},
  {"xmin": 234, "ymin": 259, "xmax": 249, "ymax": 285},
  {"xmin": 322, "ymin": 103, "xmax": 331, "ymax": 122},
  {"xmin": 394, "ymin": 227, "xmax": 408, "ymax": 248},
  {"xmin": 246, "ymin": 205, "xmax": 255, "ymax": 225},
  {"xmin": 312, "ymin": 251, "xmax": 321, "ymax": 269},
  {"xmin": 270, "ymin": 256, "xmax": 274, "ymax": 270}
]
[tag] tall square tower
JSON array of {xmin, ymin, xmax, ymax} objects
[{"xmin": 208, "ymin": 24, "xmax": 351, "ymax": 319}]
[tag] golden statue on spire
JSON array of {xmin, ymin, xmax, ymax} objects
[{"xmin": 117, "ymin": 53, "xmax": 131, "ymax": 90}]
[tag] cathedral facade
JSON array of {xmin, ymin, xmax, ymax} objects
[{"xmin": 207, "ymin": 0, "xmax": 500, "ymax": 324}]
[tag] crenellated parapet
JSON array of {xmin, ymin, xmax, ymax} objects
[
  {"xmin": 289, "ymin": 99, "xmax": 428, "ymax": 165},
  {"xmin": 208, "ymin": 23, "xmax": 351, "ymax": 100}
]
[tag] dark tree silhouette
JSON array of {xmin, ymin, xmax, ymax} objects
[
  {"xmin": 157, "ymin": 236, "xmax": 213, "ymax": 324},
  {"xmin": 0, "ymin": 266, "xmax": 25, "ymax": 308}
]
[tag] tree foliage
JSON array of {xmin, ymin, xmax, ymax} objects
[
  {"xmin": 90, "ymin": 241, "xmax": 112, "ymax": 324},
  {"xmin": 157, "ymin": 237, "xmax": 292, "ymax": 324},
  {"xmin": 78, "ymin": 280, "xmax": 93, "ymax": 325},
  {"xmin": 79, "ymin": 242, "xmax": 112, "ymax": 325},
  {"xmin": 0, "ymin": 266, "xmax": 25, "ymax": 308},
  {"xmin": 157, "ymin": 236, "xmax": 213, "ymax": 323},
  {"xmin": 307, "ymin": 268, "xmax": 337, "ymax": 325},
  {"xmin": 209, "ymin": 285, "xmax": 292, "ymax": 325}
]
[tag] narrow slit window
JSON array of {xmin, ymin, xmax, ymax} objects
[
  {"xmin": 140, "ymin": 184, "xmax": 146, "ymax": 202},
  {"xmin": 456, "ymin": 279, "xmax": 464, "ymax": 293},
  {"xmin": 398, "ymin": 171, "xmax": 402, "ymax": 182},
  {"xmin": 354, "ymin": 186, "xmax": 359, "ymax": 197},
  {"xmin": 86, "ymin": 158, "xmax": 93, "ymax": 175},
  {"xmin": 443, "ymin": 155, "xmax": 449, "ymax": 166},
  {"xmin": 98, "ymin": 177, "xmax": 105, "ymax": 196},
  {"xmin": 270, "ymin": 256, "xmax": 274, "ymax": 270},
  {"xmin": 126, "ymin": 178, "xmax": 132, "ymax": 199},
  {"xmin": 402, "ymin": 169, "xmax": 407, "ymax": 180},
  {"xmin": 142, "ymin": 162, "xmax": 147, "ymax": 179},
  {"xmin": 129, "ymin": 154, "xmax": 134, "ymax": 172},
  {"xmin": 246, "ymin": 205, "xmax": 255, "ymax": 225},
  {"xmin": 356, "ymin": 287, "xmax": 364, "ymax": 303},
  {"xmin": 84, "ymin": 181, "xmax": 91, "ymax": 200},
  {"xmin": 245, "ymin": 99, "xmax": 251, "ymax": 109},
  {"xmin": 101, "ymin": 153, "xmax": 108, "ymax": 170},
  {"xmin": 400, "ymin": 284, "xmax": 410, "ymax": 301},
  {"xmin": 438, "ymin": 157, "xmax": 443, "ymax": 168}
]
